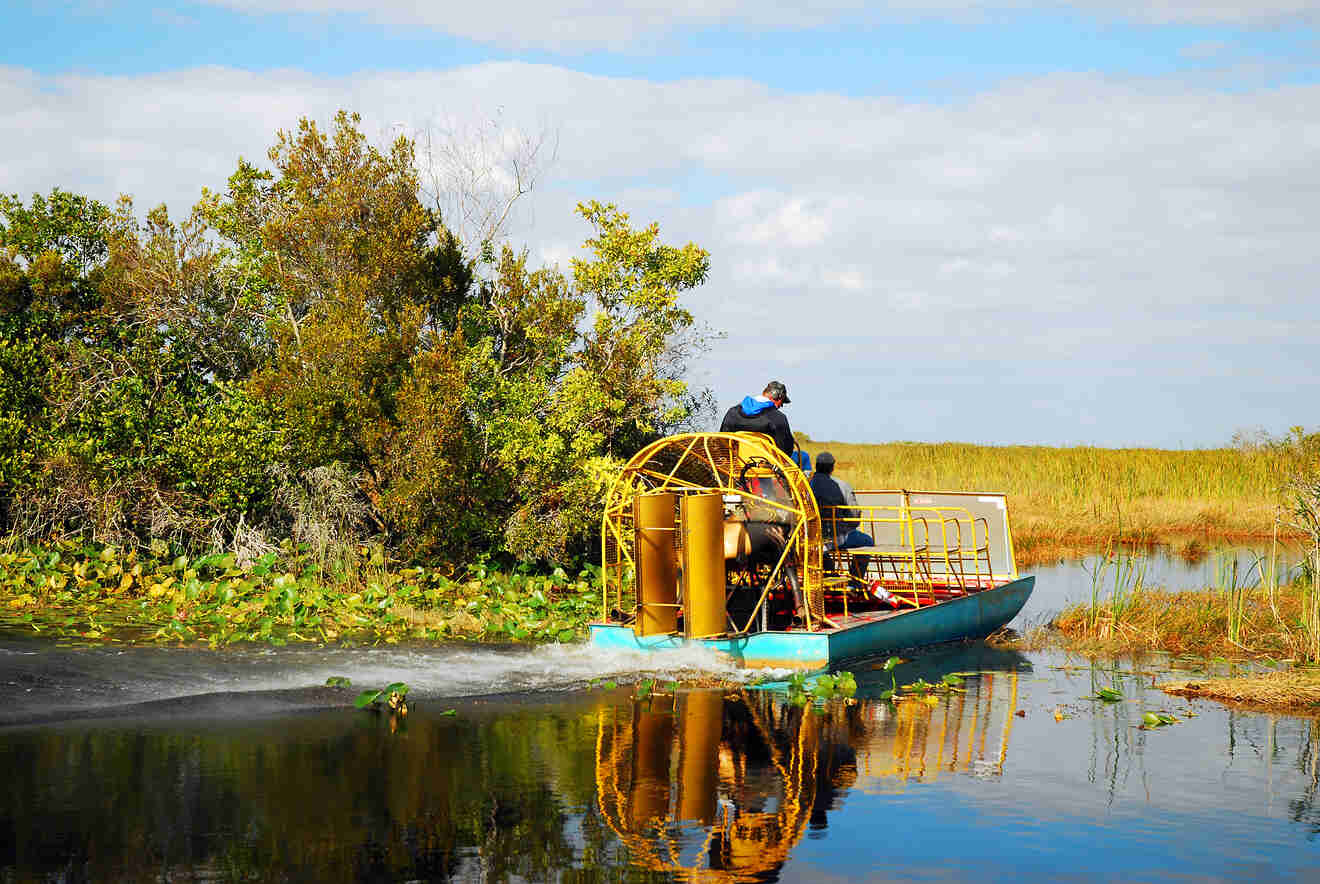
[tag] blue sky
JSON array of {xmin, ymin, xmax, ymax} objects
[
  {"xmin": 4, "ymin": 1, "xmax": 1320, "ymax": 447},
  {"xmin": 9, "ymin": 2, "xmax": 1317, "ymax": 92}
]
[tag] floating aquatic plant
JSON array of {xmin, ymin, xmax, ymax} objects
[
  {"xmin": 807, "ymin": 671, "xmax": 856, "ymax": 700},
  {"xmin": 355, "ymin": 681, "xmax": 410, "ymax": 715},
  {"xmin": 777, "ymin": 670, "xmax": 858, "ymax": 708},
  {"xmin": 0, "ymin": 543, "xmax": 600, "ymax": 648},
  {"xmin": 1141, "ymin": 711, "xmax": 1179, "ymax": 728},
  {"xmin": 897, "ymin": 674, "xmax": 966, "ymax": 700},
  {"xmin": 877, "ymin": 656, "xmax": 902, "ymax": 700}
]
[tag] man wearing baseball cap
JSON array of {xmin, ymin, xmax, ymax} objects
[{"xmin": 719, "ymin": 380, "xmax": 794, "ymax": 456}]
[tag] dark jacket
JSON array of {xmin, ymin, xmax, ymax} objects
[
  {"xmin": 810, "ymin": 472, "xmax": 861, "ymax": 541},
  {"xmin": 720, "ymin": 396, "xmax": 794, "ymax": 456}
]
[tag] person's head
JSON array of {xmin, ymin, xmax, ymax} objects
[
  {"xmin": 815, "ymin": 451, "xmax": 835, "ymax": 474},
  {"xmin": 762, "ymin": 380, "xmax": 791, "ymax": 408}
]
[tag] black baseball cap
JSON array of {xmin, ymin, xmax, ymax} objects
[{"xmin": 764, "ymin": 380, "xmax": 790, "ymax": 404}]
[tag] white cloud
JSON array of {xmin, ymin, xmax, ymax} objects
[
  {"xmin": 3, "ymin": 61, "xmax": 1317, "ymax": 445},
  {"xmin": 718, "ymin": 192, "xmax": 837, "ymax": 248},
  {"xmin": 823, "ymin": 268, "xmax": 868, "ymax": 291},
  {"xmin": 200, "ymin": 1, "xmax": 1320, "ymax": 50}
]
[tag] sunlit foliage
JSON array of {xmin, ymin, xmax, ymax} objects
[{"xmin": 1, "ymin": 110, "xmax": 711, "ymax": 574}]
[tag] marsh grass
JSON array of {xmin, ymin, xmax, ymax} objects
[
  {"xmin": 1081, "ymin": 542, "xmax": 1147, "ymax": 637},
  {"xmin": 1055, "ymin": 577, "xmax": 1320, "ymax": 661},
  {"xmin": 1052, "ymin": 447, "xmax": 1320, "ymax": 661},
  {"xmin": 1217, "ymin": 552, "xmax": 1248, "ymax": 646},
  {"xmin": 1283, "ymin": 473, "xmax": 1320, "ymax": 662},
  {"xmin": 1161, "ymin": 669, "xmax": 1320, "ymax": 711},
  {"xmin": 806, "ymin": 438, "xmax": 1304, "ymax": 559}
]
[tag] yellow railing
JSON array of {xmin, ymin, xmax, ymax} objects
[
  {"xmin": 819, "ymin": 500, "xmax": 1000, "ymax": 606},
  {"xmin": 909, "ymin": 505, "xmax": 994, "ymax": 590}
]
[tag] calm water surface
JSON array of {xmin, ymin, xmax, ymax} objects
[{"xmin": 2, "ymin": 631, "xmax": 1319, "ymax": 882}]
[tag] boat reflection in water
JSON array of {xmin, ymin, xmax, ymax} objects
[
  {"xmin": 596, "ymin": 688, "xmax": 853, "ymax": 881},
  {"xmin": 852, "ymin": 668, "xmax": 1022, "ymax": 790},
  {"xmin": 595, "ymin": 669, "xmax": 1021, "ymax": 880}
]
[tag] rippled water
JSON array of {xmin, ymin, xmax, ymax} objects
[{"xmin": 2, "ymin": 635, "xmax": 1319, "ymax": 881}]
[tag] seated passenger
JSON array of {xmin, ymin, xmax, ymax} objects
[
  {"xmin": 810, "ymin": 451, "xmax": 874, "ymax": 589},
  {"xmin": 808, "ymin": 452, "xmax": 873, "ymax": 550}
]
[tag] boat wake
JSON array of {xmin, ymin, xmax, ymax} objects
[
  {"xmin": 251, "ymin": 640, "xmax": 758, "ymax": 699},
  {"xmin": 0, "ymin": 637, "xmax": 761, "ymax": 725}
]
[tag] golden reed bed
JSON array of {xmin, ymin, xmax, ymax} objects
[
  {"xmin": 806, "ymin": 437, "xmax": 1301, "ymax": 564},
  {"xmin": 1162, "ymin": 670, "xmax": 1320, "ymax": 712}
]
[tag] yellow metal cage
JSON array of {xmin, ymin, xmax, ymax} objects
[{"xmin": 600, "ymin": 432, "xmax": 828, "ymax": 632}]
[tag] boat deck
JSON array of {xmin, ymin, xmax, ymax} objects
[{"xmin": 807, "ymin": 607, "xmax": 904, "ymax": 633}]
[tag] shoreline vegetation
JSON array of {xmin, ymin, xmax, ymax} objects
[
  {"xmin": 1048, "ymin": 579, "xmax": 1320, "ymax": 664},
  {"xmin": 2, "ymin": 112, "xmax": 712, "ymax": 595},
  {"xmin": 3, "ymin": 434, "xmax": 1317, "ymax": 663},
  {"xmin": 0, "ymin": 542, "xmax": 601, "ymax": 647},
  {"xmin": 1161, "ymin": 670, "xmax": 1320, "ymax": 712}
]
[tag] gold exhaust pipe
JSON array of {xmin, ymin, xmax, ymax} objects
[
  {"xmin": 635, "ymin": 492, "xmax": 678, "ymax": 636},
  {"xmin": 680, "ymin": 492, "xmax": 727, "ymax": 639}
]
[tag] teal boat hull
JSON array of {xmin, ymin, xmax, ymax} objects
[{"xmin": 589, "ymin": 575, "xmax": 1034, "ymax": 670}]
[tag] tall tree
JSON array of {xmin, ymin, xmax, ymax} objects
[
  {"xmin": 200, "ymin": 111, "xmax": 470, "ymax": 478},
  {"xmin": 376, "ymin": 201, "xmax": 710, "ymax": 563},
  {"xmin": 496, "ymin": 201, "xmax": 710, "ymax": 560}
]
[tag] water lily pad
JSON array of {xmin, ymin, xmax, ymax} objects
[{"xmin": 1141, "ymin": 711, "xmax": 1178, "ymax": 727}]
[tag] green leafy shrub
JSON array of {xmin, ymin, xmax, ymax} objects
[{"xmin": 167, "ymin": 385, "xmax": 285, "ymax": 514}]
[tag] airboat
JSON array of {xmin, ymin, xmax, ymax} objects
[{"xmin": 590, "ymin": 432, "xmax": 1034, "ymax": 669}]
